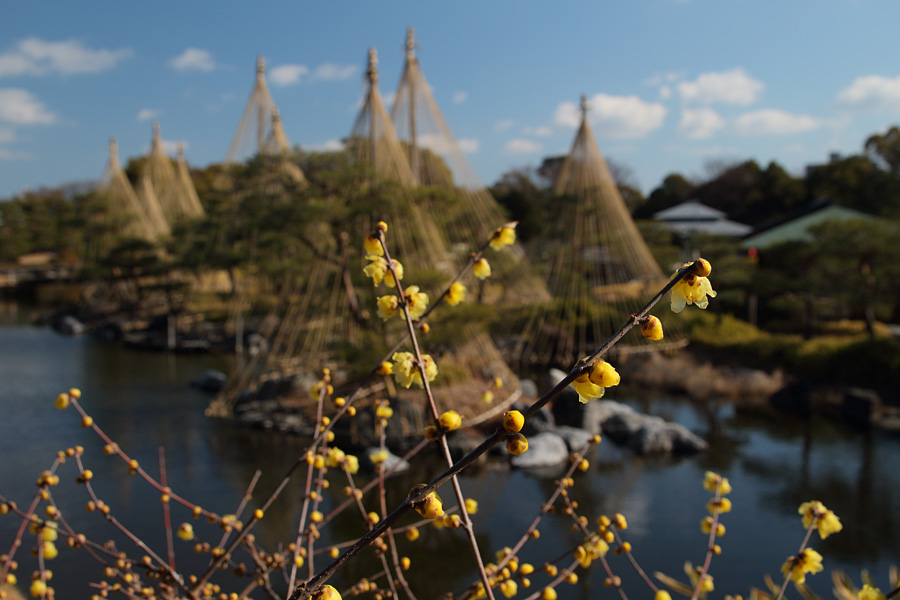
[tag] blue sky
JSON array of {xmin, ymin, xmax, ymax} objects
[{"xmin": 2, "ymin": 0, "xmax": 900, "ymax": 200}]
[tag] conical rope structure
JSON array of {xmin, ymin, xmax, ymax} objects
[
  {"xmin": 389, "ymin": 28, "xmax": 550, "ymax": 305},
  {"xmin": 84, "ymin": 137, "xmax": 160, "ymax": 263},
  {"xmin": 225, "ymin": 56, "xmax": 306, "ymax": 187},
  {"xmin": 132, "ymin": 131, "xmax": 171, "ymax": 241},
  {"xmin": 212, "ymin": 48, "xmax": 523, "ymax": 422},
  {"xmin": 176, "ymin": 144, "xmax": 206, "ymax": 219},
  {"xmin": 140, "ymin": 122, "xmax": 203, "ymax": 228},
  {"xmin": 506, "ymin": 95, "xmax": 686, "ymax": 369},
  {"xmin": 348, "ymin": 47, "xmax": 450, "ymax": 271}
]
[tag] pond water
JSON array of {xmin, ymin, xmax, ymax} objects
[{"xmin": 0, "ymin": 305, "xmax": 897, "ymax": 599}]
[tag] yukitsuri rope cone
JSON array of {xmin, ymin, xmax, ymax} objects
[
  {"xmin": 84, "ymin": 137, "xmax": 164, "ymax": 263},
  {"xmin": 224, "ymin": 55, "xmax": 306, "ymax": 186},
  {"xmin": 348, "ymin": 46, "xmax": 449, "ymax": 271},
  {"xmin": 508, "ymin": 95, "xmax": 686, "ymax": 369},
  {"xmin": 140, "ymin": 122, "xmax": 204, "ymax": 228},
  {"xmin": 210, "ymin": 50, "xmax": 522, "ymax": 424},
  {"xmin": 388, "ymin": 28, "xmax": 550, "ymax": 306}
]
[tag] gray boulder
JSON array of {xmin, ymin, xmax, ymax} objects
[
  {"xmin": 552, "ymin": 425, "xmax": 595, "ymax": 452},
  {"xmin": 510, "ymin": 432, "xmax": 569, "ymax": 468},
  {"xmin": 191, "ymin": 369, "xmax": 227, "ymax": 393},
  {"xmin": 599, "ymin": 402, "xmax": 707, "ymax": 455}
]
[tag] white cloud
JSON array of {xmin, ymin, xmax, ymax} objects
[
  {"xmin": 270, "ymin": 64, "xmax": 309, "ymax": 86},
  {"xmin": 0, "ymin": 38, "xmax": 132, "ymax": 77},
  {"xmin": 523, "ymin": 126, "xmax": 553, "ymax": 137},
  {"xmin": 0, "ymin": 88, "xmax": 55, "ymax": 124},
  {"xmin": 553, "ymin": 102, "xmax": 580, "ymax": 129},
  {"xmin": 458, "ymin": 138, "xmax": 479, "ymax": 153},
  {"xmin": 836, "ymin": 74, "xmax": 900, "ymax": 113},
  {"xmin": 504, "ymin": 138, "xmax": 542, "ymax": 154},
  {"xmin": 0, "ymin": 147, "xmax": 29, "ymax": 160},
  {"xmin": 643, "ymin": 71, "xmax": 685, "ymax": 87},
  {"xmin": 452, "ymin": 91, "xmax": 468, "ymax": 104},
  {"xmin": 137, "ymin": 108, "xmax": 161, "ymax": 122},
  {"xmin": 311, "ymin": 63, "xmax": 356, "ymax": 81},
  {"xmin": 659, "ymin": 85, "xmax": 672, "ymax": 100},
  {"xmin": 678, "ymin": 68, "xmax": 764, "ymax": 105},
  {"xmin": 493, "ymin": 119, "xmax": 514, "ymax": 132},
  {"xmin": 678, "ymin": 107, "xmax": 725, "ymax": 139},
  {"xmin": 555, "ymin": 93, "xmax": 666, "ymax": 139},
  {"xmin": 169, "ymin": 48, "xmax": 216, "ymax": 72},
  {"xmin": 734, "ymin": 109, "xmax": 821, "ymax": 136}
]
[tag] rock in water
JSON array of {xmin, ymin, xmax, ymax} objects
[{"xmin": 510, "ymin": 432, "xmax": 569, "ymax": 468}]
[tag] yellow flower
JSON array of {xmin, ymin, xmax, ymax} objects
[
  {"xmin": 685, "ymin": 562, "xmax": 714, "ymax": 594},
  {"xmin": 422, "ymin": 354, "xmax": 438, "ymax": 383},
  {"xmin": 858, "ymin": 585, "xmax": 886, "ymax": 600},
  {"xmin": 369, "ymin": 449, "xmax": 389, "ymax": 464},
  {"xmin": 499, "ymin": 579, "xmax": 518, "ymax": 598},
  {"xmin": 572, "ymin": 373, "xmax": 604, "ymax": 403},
  {"xmin": 364, "ymin": 255, "xmax": 387, "ymax": 286},
  {"xmin": 364, "ymin": 235, "xmax": 383, "ymax": 256},
  {"xmin": 670, "ymin": 263, "xmax": 716, "ymax": 313},
  {"xmin": 391, "ymin": 352, "xmax": 437, "ymax": 389},
  {"xmin": 707, "ymin": 497, "xmax": 732, "ymax": 515},
  {"xmin": 571, "ymin": 360, "xmax": 620, "ymax": 403},
  {"xmin": 798, "ymin": 501, "xmax": 843, "ymax": 539},
  {"xmin": 177, "ymin": 523, "xmax": 195, "ymax": 541},
  {"xmin": 377, "ymin": 295, "xmax": 398, "ymax": 320},
  {"xmin": 703, "ymin": 471, "xmax": 732, "ymax": 495},
  {"xmin": 465, "ymin": 498, "xmax": 478, "ymax": 514},
  {"xmin": 40, "ymin": 521, "xmax": 58, "ymax": 542},
  {"xmin": 406, "ymin": 527, "xmax": 420, "ymax": 541},
  {"xmin": 700, "ymin": 517, "xmax": 725, "ymax": 536},
  {"xmin": 481, "ymin": 390, "xmax": 494, "ymax": 404},
  {"xmin": 445, "ymin": 282, "xmax": 467, "ymax": 306},
  {"xmin": 490, "ymin": 226, "xmax": 517, "ymax": 250},
  {"xmin": 408, "ymin": 484, "xmax": 444, "ymax": 519},
  {"xmin": 641, "ymin": 315, "xmax": 664, "ymax": 340},
  {"xmin": 781, "ymin": 548, "xmax": 823, "ymax": 584},
  {"xmin": 656, "ymin": 592, "xmax": 673, "ymax": 600},
  {"xmin": 377, "ymin": 361, "xmax": 392, "ymax": 376},
  {"xmin": 473, "ymin": 257, "xmax": 492, "ymax": 280},
  {"xmin": 404, "ymin": 286, "xmax": 429, "ymax": 319},
  {"xmin": 326, "ymin": 447, "xmax": 346, "ymax": 467},
  {"xmin": 344, "ymin": 455, "xmax": 359, "ymax": 475},
  {"xmin": 589, "ymin": 361, "xmax": 620, "ymax": 388},
  {"xmin": 42, "ymin": 541, "xmax": 58, "ymax": 559},
  {"xmin": 438, "ymin": 410, "xmax": 462, "ymax": 432},
  {"xmin": 363, "ymin": 255, "xmax": 404, "ymax": 287}
]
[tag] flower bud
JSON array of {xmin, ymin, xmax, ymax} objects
[
  {"xmin": 438, "ymin": 410, "xmax": 462, "ymax": 432},
  {"xmin": 506, "ymin": 433, "xmax": 529, "ymax": 455},
  {"xmin": 641, "ymin": 315, "xmax": 664, "ymax": 341},
  {"xmin": 502, "ymin": 410, "xmax": 525, "ymax": 433}
]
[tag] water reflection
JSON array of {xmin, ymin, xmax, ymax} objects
[{"xmin": 0, "ymin": 322, "xmax": 898, "ymax": 598}]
